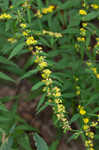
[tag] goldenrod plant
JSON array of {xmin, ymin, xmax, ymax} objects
[{"xmin": 0, "ymin": 0, "xmax": 99, "ymax": 150}]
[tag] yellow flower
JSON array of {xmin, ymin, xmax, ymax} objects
[
  {"xmin": 41, "ymin": 69, "xmax": 51, "ymax": 79},
  {"xmin": 83, "ymin": 118, "xmax": 89, "ymax": 124},
  {"xmin": 77, "ymin": 37, "xmax": 85, "ymax": 42},
  {"xmin": 42, "ymin": 8, "xmax": 48, "ymax": 14},
  {"xmin": 78, "ymin": 105, "xmax": 81, "ymax": 109},
  {"xmin": 80, "ymin": 28, "xmax": 86, "ymax": 36},
  {"xmin": 20, "ymin": 23, "xmax": 27, "ymax": 28},
  {"xmin": 34, "ymin": 56, "xmax": 44, "ymax": 63},
  {"xmin": 96, "ymin": 37, "xmax": 99, "ymax": 41},
  {"xmin": 96, "ymin": 73, "xmax": 99, "ymax": 79},
  {"xmin": 76, "ymin": 90, "xmax": 80, "ymax": 95},
  {"xmin": 91, "ymin": 122, "xmax": 98, "ymax": 127},
  {"xmin": 86, "ymin": 62, "xmax": 92, "ymax": 66},
  {"xmin": 8, "ymin": 38, "xmax": 17, "ymax": 43},
  {"xmin": 54, "ymin": 32, "xmax": 62, "ymax": 38},
  {"xmin": 54, "ymin": 92, "xmax": 61, "ymax": 97},
  {"xmin": 28, "ymin": 47, "xmax": 33, "ymax": 51},
  {"xmin": 48, "ymin": 5, "xmax": 55, "ymax": 12},
  {"xmin": 0, "ymin": 13, "xmax": 12, "ymax": 19},
  {"xmin": 26, "ymin": 36, "xmax": 37, "ymax": 45},
  {"xmin": 85, "ymin": 140, "xmax": 92, "ymax": 147},
  {"xmin": 80, "ymin": 109, "xmax": 86, "ymax": 115},
  {"xmin": 35, "ymin": 46, "xmax": 42, "ymax": 50},
  {"xmin": 35, "ymin": 10, "xmax": 42, "ymax": 18},
  {"xmin": 91, "ymin": 67, "xmax": 97, "ymax": 74},
  {"xmin": 88, "ymin": 132, "xmax": 94, "ymax": 139},
  {"xmin": 42, "ymin": 5, "xmax": 55, "ymax": 14},
  {"xmin": 75, "ymin": 77, "xmax": 79, "ymax": 81},
  {"xmin": 79, "ymin": 10, "xmax": 87, "ymax": 15},
  {"xmin": 10, "ymin": 5, "xmax": 14, "ymax": 9},
  {"xmin": 76, "ymin": 86, "xmax": 80, "ymax": 89},
  {"xmin": 89, "ymin": 148, "xmax": 94, "ymax": 150},
  {"xmin": 82, "ymin": 23, "xmax": 87, "ymax": 27},
  {"xmin": 22, "ymin": 31, "xmax": 28, "ymax": 36},
  {"xmin": 91, "ymin": 4, "xmax": 99, "ymax": 9},
  {"xmin": 39, "ymin": 61, "xmax": 48, "ymax": 69},
  {"xmin": 83, "ymin": 125, "xmax": 89, "ymax": 130},
  {"xmin": 22, "ymin": 1, "xmax": 31, "ymax": 8}
]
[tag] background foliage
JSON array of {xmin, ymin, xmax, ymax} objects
[{"xmin": 0, "ymin": 0, "xmax": 99, "ymax": 150}]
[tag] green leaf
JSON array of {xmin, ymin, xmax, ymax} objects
[
  {"xmin": 24, "ymin": 56, "xmax": 36, "ymax": 70},
  {"xmin": 59, "ymin": 0, "xmax": 80, "ymax": 10},
  {"xmin": 16, "ymin": 124, "xmax": 37, "ymax": 132},
  {"xmin": 27, "ymin": 8, "xmax": 31, "ymax": 24},
  {"xmin": 37, "ymin": 102, "xmax": 51, "ymax": 114},
  {"xmin": 49, "ymin": 140, "xmax": 59, "ymax": 150},
  {"xmin": 17, "ymin": 134, "xmax": 32, "ymax": 150},
  {"xmin": 83, "ymin": 11, "xmax": 99, "ymax": 21},
  {"xmin": 63, "ymin": 93, "xmax": 76, "ymax": 98},
  {"xmin": 0, "ymin": 136, "xmax": 13, "ymax": 150},
  {"xmin": 20, "ymin": 68, "xmax": 38, "ymax": 80},
  {"xmin": 62, "ymin": 28, "xmax": 79, "ymax": 34},
  {"xmin": 70, "ymin": 114, "xmax": 80, "ymax": 123},
  {"xmin": 0, "ymin": 104, "xmax": 8, "ymax": 112},
  {"xmin": 0, "ymin": 72, "xmax": 15, "ymax": 82},
  {"xmin": 33, "ymin": 133, "xmax": 48, "ymax": 150},
  {"xmin": 36, "ymin": 93, "xmax": 46, "ymax": 111},
  {"xmin": 86, "ymin": 93, "xmax": 99, "ymax": 105},
  {"xmin": 67, "ymin": 132, "xmax": 80, "ymax": 143},
  {"xmin": 9, "ymin": 42, "xmax": 25, "ymax": 59},
  {"xmin": 31, "ymin": 81, "xmax": 44, "ymax": 91},
  {"xmin": 0, "ymin": 56, "xmax": 16, "ymax": 66}
]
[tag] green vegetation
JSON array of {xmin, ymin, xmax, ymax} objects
[{"xmin": 0, "ymin": 0, "xmax": 99, "ymax": 150}]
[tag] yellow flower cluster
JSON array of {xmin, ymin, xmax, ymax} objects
[
  {"xmin": 53, "ymin": 98, "xmax": 71, "ymax": 132},
  {"xmin": 52, "ymin": 87, "xmax": 61, "ymax": 97},
  {"xmin": 26, "ymin": 36, "xmax": 37, "ymax": 45},
  {"xmin": 86, "ymin": 62, "xmax": 99, "ymax": 79},
  {"xmin": 33, "ymin": 47, "xmax": 48, "ymax": 70},
  {"xmin": 22, "ymin": 31, "xmax": 71, "ymax": 132},
  {"xmin": 83, "ymin": 122, "xmax": 95, "ymax": 150},
  {"xmin": 42, "ymin": 30, "xmax": 62, "ymax": 38},
  {"xmin": 29, "ymin": 45, "xmax": 71, "ymax": 131},
  {"xmin": 35, "ymin": 5, "xmax": 55, "ymax": 18},
  {"xmin": 78, "ymin": 102, "xmax": 97, "ymax": 150},
  {"xmin": 78, "ymin": 105, "xmax": 95, "ymax": 149},
  {"xmin": 79, "ymin": 9, "xmax": 87, "ymax": 15},
  {"xmin": 77, "ymin": 22, "xmax": 87, "ymax": 43},
  {"xmin": 41, "ymin": 69, "xmax": 51, "ymax": 79},
  {"xmin": 0, "ymin": 13, "xmax": 12, "ymax": 19}
]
